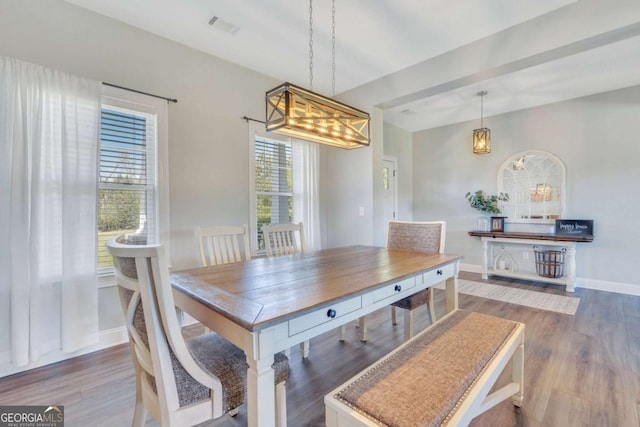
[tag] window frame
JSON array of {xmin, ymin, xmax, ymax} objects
[{"xmin": 98, "ymin": 86, "xmax": 169, "ymax": 279}]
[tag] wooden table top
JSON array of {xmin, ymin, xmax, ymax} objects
[
  {"xmin": 468, "ymin": 231, "xmax": 594, "ymax": 242},
  {"xmin": 172, "ymin": 245, "xmax": 462, "ymax": 332}
]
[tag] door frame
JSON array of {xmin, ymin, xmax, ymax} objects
[{"xmin": 383, "ymin": 155, "xmax": 398, "ymax": 223}]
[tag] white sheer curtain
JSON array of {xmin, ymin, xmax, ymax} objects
[
  {"xmin": 0, "ymin": 57, "xmax": 101, "ymax": 367},
  {"xmin": 293, "ymin": 139, "xmax": 321, "ymax": 251}
]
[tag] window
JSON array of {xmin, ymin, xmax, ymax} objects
[
  {"xmin": 97, "ymin": 87, "xmax": 169, "ymax": 273},
  {"xmin": 253, "ymin": 135, "xmax": 293, "ymax": 253}
]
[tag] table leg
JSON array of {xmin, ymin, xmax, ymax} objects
[
  {"xmin": 446, "ymin": 261, "xmax": 460, "ymax": 313},
  {"xmin": 246, "ymin": 351, "xmax": 276, "ymax": 427}
]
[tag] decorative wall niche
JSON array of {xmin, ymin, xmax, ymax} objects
[{"xmin": 498, "ymin": 150, "xmax": 566, "ymax": 224}]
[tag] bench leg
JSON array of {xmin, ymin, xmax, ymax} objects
[
  {"xmin": 511, "ymin": 338, "xmax": 525, "ymax": 407},
  {"xmin": 391, "ymin": 306, "xmax": 398, "ymax": 325}
]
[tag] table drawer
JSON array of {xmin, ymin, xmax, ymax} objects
[
  {"xmin": 289, "ymin": 296, "xmax": 362, "ymax": 336},
  {"xmin": 372, "ymin": 277, "xmax": 416, "ymax": 302},
  {"xmin": 421, "ymin": 263, "xmax": 454, "ymax": 286}
]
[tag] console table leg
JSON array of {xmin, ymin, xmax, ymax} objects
[
  {"xmin": 565, "ymin": 244, "xmax": 576, "ymax": 293},
  {"xmin": 481, "ymin": 239, "xmax": 489, "ymax": 280}
]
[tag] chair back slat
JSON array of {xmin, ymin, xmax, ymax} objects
[
  {"xmin": 263, "ymin": 222, "xmax": 305, "ymax": 257},
  {"xmin": 195, "ymin": 225, "xmax": 251, "ymax": 267}
]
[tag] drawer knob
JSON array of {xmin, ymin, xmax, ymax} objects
[
  {"xmin": 437, "ymin": 269, "xmax": 443, "ymax": 276},
  {"xmin": 327, "ymin": 309, "xmax": 337, "ymax": 318},
  {"xmin": 394, "ymin": 284, "xmax": 402, "ymax": 292}
]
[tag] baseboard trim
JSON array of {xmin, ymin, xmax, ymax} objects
[
  {"xmin": 578, "ymin": 277, "xmax": 640, "ymax": 296},
  {"xmin": 0, "ymin": 327, "xmax": 128, "ymax": 378},
  {"xmin": 1, "ymin": 316, "xmax": 203, "ymax": 379},
  {"xmin": 460, "ymin": 263, "xmax": 483, "ymax": 274},
  {"xmin": 460, "ymin": 263, "xmax": 640, "ymax": 296}
]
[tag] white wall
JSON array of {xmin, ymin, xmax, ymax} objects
[
  {"xmin": 412, "ymin": 86, "xmax": 640, "ymax": 293},
  {"xmin": 319, "ymin": 107, "xmax": 383, "ymax": 249}
]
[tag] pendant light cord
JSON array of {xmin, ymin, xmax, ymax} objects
[
  {"xmin": 477, "ymin": 90, "xmax": 487, "ymax": 128},
  {"xmin": 309, "ymin": 0, "xmax": 314, "ymax": 91},
  {"xmin": 480, "ymin": 93, "xmax": 484, "ymax": 128}
]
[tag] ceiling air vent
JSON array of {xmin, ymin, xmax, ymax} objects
[{"xmin": 207, "ymin": 15, "xmax": 239, "ymax": 35}]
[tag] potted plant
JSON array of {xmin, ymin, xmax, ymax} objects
[{"xmin": 465, "ymin": 190, "xmax": 509, "ymax": 231}]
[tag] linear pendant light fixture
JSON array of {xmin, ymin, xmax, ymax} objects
[
  {"xmin": 265, "ymin": 0, "xmax": 370, "ymax": 149},
  {"xmin": 473, "ymin": 90, "xmax": 491, "ymax": 154}
]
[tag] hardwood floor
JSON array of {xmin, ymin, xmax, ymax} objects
[{"xmin": 1, "ymin": 272, "xmax": 639, "ymax": 426}]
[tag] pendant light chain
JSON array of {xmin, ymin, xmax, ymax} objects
[
  {"xmin": 309, "ymin": 0, "xmax": 314, "ymax": 91},
  {"xmin": 331, "ymin": 0, "xmax": 336, "ymax": 97},
  {"xmin": 477, "ymin": 90, "xmax": 487, "ymax": 128}
]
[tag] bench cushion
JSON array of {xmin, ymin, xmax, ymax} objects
[{"xmin": 333, "ymin": 310, "xmax": 519, "ymax": 427}]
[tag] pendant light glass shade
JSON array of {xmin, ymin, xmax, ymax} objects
[
  {"xmin": 266, "ymin": 82, "xmax": 370, "ymax": 149},
  {"xmin": 473, "ymin": 90, "xmax": 491, "ymax": 154},
  {"xmin": 473, "ymin": 127, "xmax": 491, "ymax": 154}
]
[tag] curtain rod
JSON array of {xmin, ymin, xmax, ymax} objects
[
  {"xmin": 103, "ymin": 82, "xmax": 178, "ymax": 104},
  {"xmin": 243, "ymin": 116, "xmax": 265, "ymax": 124}
]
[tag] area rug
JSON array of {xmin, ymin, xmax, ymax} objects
[{"xmin": 435, "ymin": 279, "xmax": 580, "ymax": 315}]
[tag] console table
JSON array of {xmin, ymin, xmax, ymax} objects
[{"xmin": 468, "ymin": 231, "xmax": 594, "ymax": 292}]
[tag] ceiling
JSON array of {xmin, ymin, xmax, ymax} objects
[{"xmin": 65, "ymin": 0, "xmax": 640, "ymax": 132}]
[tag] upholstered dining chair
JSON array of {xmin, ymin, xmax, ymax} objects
[
  {"xmin": 195, "ymin": 224, "xmax": 251, "ymax": 267},
  {"xmin": 353, "ymin": 221, "xmax": 446, "ymax": 343},
  {"xmin": 263, "ymin": 222, "xmax": 305, "ymax": 257},
  {"xmin": 262, "ymin": 222, "xmax": 311, "ymax": 358},
  {"xmin": 387, "ymin": 220, "xmax": 446, "ymax": 341},
  {"xmin": 107, "ymin": 235, "xmax": 288, "ymax": 427}
]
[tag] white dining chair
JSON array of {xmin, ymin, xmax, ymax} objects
[
  {"xmin": 107, "ymin": 235, "xmax": 289, "ymax": 427},
  {"xmin": 263, "ymin": 222, "xmax": 305, "ymax": 257},
  {"xmin": 263, "ymin": 222, "xmax": 311, "ymax": 358},
  {"xmin": 195, "ymin": 224, "xmax": 251, "ymax": 267}
]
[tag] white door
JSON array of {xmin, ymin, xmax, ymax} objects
[{"xmin": 382, "ymin": 157, "xmax": 398, "ymax": 226}]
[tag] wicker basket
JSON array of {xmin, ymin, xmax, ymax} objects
[{"xmin": 534, "ymin": 248, "xmax": 565, "ymax": 278}]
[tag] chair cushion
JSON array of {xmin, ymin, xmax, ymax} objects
[
  {"xmin": 188, "ymin": 333, "xmax": 289, "ymax": 411},
  {"xmin": 391, "ymin": 288, "xmax": 430, "ymax": 310},
  {"xmin": 119, "ymin": 286, "xmax": 288, "ymax": 411}
]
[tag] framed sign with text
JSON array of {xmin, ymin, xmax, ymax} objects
[{"xmin": 555, "ymin": 219, "xmax": 593, "ymax": 236}]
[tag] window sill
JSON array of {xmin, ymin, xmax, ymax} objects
[{"xmin": 98, "ymin": 273, "xmax": 116, "ymax": 289}]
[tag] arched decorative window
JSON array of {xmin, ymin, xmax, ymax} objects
[{"xmin": 498, "ymin": 150, "xmax": 566, "ymax": 223}]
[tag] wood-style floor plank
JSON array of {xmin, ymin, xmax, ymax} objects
[{"xmin": 1, "ymin": 272, "xmax": 639, "ymax": 427}]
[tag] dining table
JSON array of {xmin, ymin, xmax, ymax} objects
[{"xmin": 171, "ymin": 245, "xmax": 462, "ymax": 427}]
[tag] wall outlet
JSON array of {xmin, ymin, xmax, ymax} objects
[
  {"xmin": 522, "ymin": 251, "xmax": 529, "ymax": 260},
  {"xmin": 359, "ymin": 207, "xmax": 365, "ymax": 217}
]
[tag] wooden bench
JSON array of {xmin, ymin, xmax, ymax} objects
[{"xmin": 325, "ymin": 310, "xmax": 525, "ymax": 427}]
